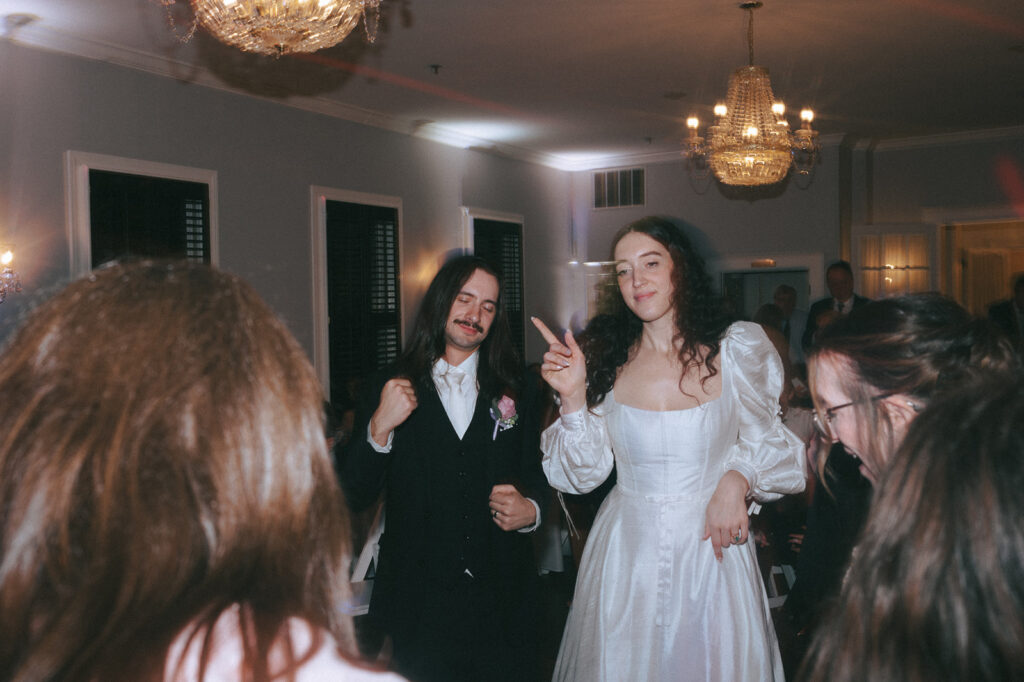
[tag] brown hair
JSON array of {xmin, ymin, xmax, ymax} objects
[
  {"xmin": 0, "ymin": 261, "xmax": 354, "ymax": 681},
  {"xmin": 800, "ymin": 372, "xmax": 1024, "ymax": 681},
  {"xmin": 808, "ymin": 293, "xmax": 1017, "ymax": 478}
]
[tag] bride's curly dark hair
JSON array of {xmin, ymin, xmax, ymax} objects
[{"xmin": 580, "ymin": 217, "xmax": 731, "ymax": 407}]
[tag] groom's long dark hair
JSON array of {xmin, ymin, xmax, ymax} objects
[{"xmin": 396, "ymin": 254, "xmax": 522, "ymax": 400}]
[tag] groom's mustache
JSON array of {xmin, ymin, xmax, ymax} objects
[{"xmin": 453, "ymin": 319, "xmax": 484, "ymax": 333}]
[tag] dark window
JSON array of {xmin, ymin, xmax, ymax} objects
[
  {"xmin": 325, "ymin": 200, "xmax": 401, "ymax": 407},
  {"xmin": 473, "ymin": 218, "xmax": 525, "ymax": 360},
  {"xmin": 88, "ymin": 170, "xmax": 210, "ymax": 267}
]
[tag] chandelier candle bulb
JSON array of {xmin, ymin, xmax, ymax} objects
[
  {"xmin": 0, "ymin": 245, "xmax": 21, "ymax": 303},
  {"xmin": 686, "ymin": 117, "xmax": 701, "ymax": 141}
]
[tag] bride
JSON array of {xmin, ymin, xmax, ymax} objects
[{"xmin": 533, "ymin": 217, "xmax": 805, "ymax": 681}]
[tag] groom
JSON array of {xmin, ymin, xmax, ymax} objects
[{"xmin": 341, "ymin": 254, "xmax": 544, "ymax": 682}]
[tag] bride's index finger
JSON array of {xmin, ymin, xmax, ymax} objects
[{"xmin": 530, "ymin": 316, "xmax": 560, "ymax": 346}]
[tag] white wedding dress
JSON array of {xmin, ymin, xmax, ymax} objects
[{"xmin": 542, "ymin": 322, "xmax": 805, "ymax": 682}]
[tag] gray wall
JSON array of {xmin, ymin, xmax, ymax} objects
[
  {"xmin": 866, "ymin": 132, "xmax": 1024, "ymax": 224},
  {"xmin": 0, "ymin": 41, "xmax": 570, "ymax": 362}
]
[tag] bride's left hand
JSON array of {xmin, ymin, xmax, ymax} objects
[{"xmin": 702, "ymin": 470, "xmax": 750, "ymax": 562}]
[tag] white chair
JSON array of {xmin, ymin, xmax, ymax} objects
[
  {"xmin": 766, "ymin": 564, "xmax": 796, "ymax": 609},
  {"xmin": 343, "ymin": 505, "xmax": 385, "ymax": 616}
]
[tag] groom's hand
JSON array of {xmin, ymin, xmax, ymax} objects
[
  {"xmin": 489, "ymin": 484, "xmax": 536, "ymax": 531},
  {"xmin": 369, "ymin": 377, "xmax": 417, "ymax": 447}
]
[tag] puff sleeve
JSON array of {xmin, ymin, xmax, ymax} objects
[
  {"xmin": 541, "ymin": 405, "xmax": 615, "ymax": 494},
  {"xmin": 722, "ymin": 322, "xmax": 806, "ymax": 503}
]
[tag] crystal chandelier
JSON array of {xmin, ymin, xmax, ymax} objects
[
  {"xmin": 189, "ymin": 0, "xmax": 381, "ymax": 57},
  {"xmin": 0, "ymin": 247, "xmax": 22, "ymax": 304},
  {"xmin": 685, "ymin": 2, "xmax": 819, "ymax": 187}
]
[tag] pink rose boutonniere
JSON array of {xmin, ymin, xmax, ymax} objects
[{"xmin": 490, "ymin": 395, "xmax": 518, "ymax": 440}]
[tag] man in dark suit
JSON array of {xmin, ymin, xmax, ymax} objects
[
  {"xmin": 341, "ymin": 255, "xmax": 544, "ymax": 682},
  {"xmin": 802, "ymin": 260, "xmax": 870, "ymax": 351},
  {"xmin": 988, "ymin": 273, "xmax": 1024, "ymax": 354}
]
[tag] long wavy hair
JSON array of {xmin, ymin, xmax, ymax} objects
[
  {"xmin": 0, "ymin": 261, "xmax": 355, "ymax": 681},
  {"xmin": 397, "ymin": 254, "xmax": 521, "ymax": 400},
  {"xmin": 807, "ymin": 293, "xmax": 1017, "ymax": 478},
  {"xmin": 800, "ymin": 372, "xmax": 1024, "ymax": 681},
  {"xmin": 580, "ymin": 216, "xmax": 730, "ymax": 407}
]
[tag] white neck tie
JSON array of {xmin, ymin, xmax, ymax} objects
[{"xmin": 446, "ymin": 369, "xmax": 472, "ymax": 437}]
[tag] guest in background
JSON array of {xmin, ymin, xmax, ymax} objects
[
  {"xmin": 801, "ymin": 260, "xmax": 870, "ymax": 351},
  {"xmin": 341, "ymin": 255, "xmax": 544, "ymax": 682},
  {"xmin": 779, "ymin": 442, "xmax": 871, "ymax": 676},
  {"xmin": 750, "ymin": 301, "xmax": 811, "ymax": 593},
  {"xmin": 0, "ymin": 261, "xmax": 403, "ymax": 682},
  {"xmin": 782, "ymin": 293, "xmax": 1017, "ymax": 675},
  {"xmin": 773, "ymin": 283, "xmax": 808, "ymax": 374},
  {"xmin": 800, "ymin": 373, "xmax": 1024, "ymax": 681},
  {"xmin": 753, "ymin": 302, "xmax": 796, "ymax": 410},
  {"xmin": 987, "ymin": 272, "xmax": 1024, "ymax": 353}
]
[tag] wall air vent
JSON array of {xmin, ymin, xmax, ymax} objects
[{"xmin": 593, "ymin": 167, "xmax": 645, "ymax": 209}]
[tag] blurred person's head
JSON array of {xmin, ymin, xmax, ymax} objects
[
  {"xmin": 0, "ymin": 260, "xmax": 354, "ymax": 681},
  {"xmin": 801, "ymin": 372, "xmax": 1024, "ymax": 681},
  {"xmin": 773, "ymin": 284, "xmax": 797, "ymax": 318},
  {"xmin": 753, "ymin": 302, "xmax": 786, "ymax": 333},
  {"xmin": 825, "ymin": 260, "xmax": 855, "ymax": 303},
  {"xmin": 808, "ymin": 293, "xmax": 1016, "ymax": 484}
]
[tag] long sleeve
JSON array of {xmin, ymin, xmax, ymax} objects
[
  {"xmin": 540, "ymin": 405, "xmax": 615, "ymax": 494},
  {"xmin": 721, "ymin": 322, "xmax": 806, "ymax": 503}
]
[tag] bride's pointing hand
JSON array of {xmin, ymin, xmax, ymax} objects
[{"xmin": 531, "ymin": 316, "xmax": 587, "ymax": 413}]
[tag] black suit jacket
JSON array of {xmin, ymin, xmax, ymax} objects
[
  {"xmin": 340, "ymin": 365, "xmax": 544, "ymax": 648},
  {"xmin": 781, "ymin": 444, "xmax": 872, "ymax": 676},
  {"xmin": 802, "ymin": 293, "xmax": 871, "ymax": 351},
  {"xmin": 988, "ymin": 300, "xmax": 1023, "ymax": 349}
]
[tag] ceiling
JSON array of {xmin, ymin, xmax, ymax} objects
[{"xmin": 1, "ymin": 0, "xmax": 1022, "ymax": 170}]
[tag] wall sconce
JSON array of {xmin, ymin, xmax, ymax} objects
[{"xmin": 0, "ymin": 246, "xmax": 23, "ymax": 303}]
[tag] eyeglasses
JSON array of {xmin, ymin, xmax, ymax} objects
[{"xmin": 812, "ymin": 392, "xmax": 896, "ymax": 442}]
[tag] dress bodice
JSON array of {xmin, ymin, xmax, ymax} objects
[
  {"xmin": 604, "ymin": 391, "xmax": 730, "ymax": 500},
  {"xmin": 541, "ymin": 321, "xmax": 806, "ymax": 505}
]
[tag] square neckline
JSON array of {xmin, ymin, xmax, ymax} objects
[
  {"xmin": 609, "ymin": 342, "xmax": 728, "ymax": 413},
  {"xmin": 604, "ymin": 330, "xmax": 734, "ymax": 413}
]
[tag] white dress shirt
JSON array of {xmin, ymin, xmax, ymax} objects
[{"xmin": 433, "ymin": 353, "xmax": 480, "ymax": 439}]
